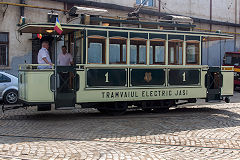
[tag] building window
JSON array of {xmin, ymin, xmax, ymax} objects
[
  {"xmin": 0, "ymin": 33, "xmax": 9, "ymax": 66},
  {"xmin": 150, "ymin": 40, "xmax": 165, "ymax": 64},
  {"xmin": 186, "ymin": 42, "xmax": 200, "ymax": 65},
  {"xmin": 168, "ymin": 41, "xmax": 183, "ymax": 65},
  {"xmin": 136, "ymin": 0, "xmax": 154, "ymax": 6},
  {"xmin": 109, "ymin": 38, "xmax": 127, "ymax": 64},
  {"xmin": 87, "ymin": 37, "xmax": 106, "ymax": 64},
  {"xmin": 130, "ymin": 39, "xmax": 147, "ymax": 64}
]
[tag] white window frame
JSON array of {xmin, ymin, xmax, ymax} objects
[
  {"xmin": 138, "ymin": 0, "xmax": 154, "ymax": 7},
  {"xmin": 0, "ymin": 32, "xmax": 9, "ymax": 66}
]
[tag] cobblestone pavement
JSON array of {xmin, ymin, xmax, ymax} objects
[{"xmin": 1, "ymin": 93, "xmax": 240, "ymax": 159}]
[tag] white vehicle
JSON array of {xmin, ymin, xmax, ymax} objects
[{"xmin": 0, "ymin": 72, "xmax": 18, "ymax": 104}]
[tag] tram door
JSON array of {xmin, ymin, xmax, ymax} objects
[
  {"xmin": 55, "ymin": 66, "xmax": 77, "ymax": 109},
  {"xmin": 205, "ymin": 67, "xmax": 223, "ymax": 102}
]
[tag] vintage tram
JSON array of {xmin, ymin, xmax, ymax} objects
[{"xmin": 16, "ymin": 14, "xmax": 234, "ymax": 115}]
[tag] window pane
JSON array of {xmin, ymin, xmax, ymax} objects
[
  {"xmin": 139, "ymin": 0, "xmax": 153, "ymax": 6},
  {"xmin": 75, "ymin": 39, "xmax": 82, "ymax": 64},
  {"xmin": 130, "ymin": 45, "xmax": 137, "ymax": 64},
  {"xmin": 225, "ymin": 56, "xmax": 232, "ymax": 65},
  {"xmin": 150, "ymin": 41, "xmax": 165, "ymax": 64},
  {"xmin": 130, "ymin": 40, "xmax": 146, "ymax": 64},
  {"xmin": 109, "ymin": 39, "xmax": 127, "ymax": 64},
  {"xmin": 110, "ymin": 44, "xmax": 120, "ymax": 63},
  {"xmin": 170, "ymin": 47, "xmax": 174, "ymax": 64},
  {"xmin": 0, "ymin": 74, "xmax": 11, "ymax": 83},
  {"xmin": 186, "ymin": 43, "xmax": 199, "ymax": 64},
  {"xmin": 88, "ymin": 43, "xmax": 102, "ymax": 63},
  {"xmin": 88, "ymin": 38, "xmax": 105, "ymax": 64},
  {"xmin": 123, "ymin": 45, "xmax": 126, "ymax": 62},
  {"xmin": 150, "ymin": 46, "xmax": 153, "ymax": 64},
  {"xmin": 148, "ymin": 0, "xmax": 153, "ymax": 6},
  {"xmin": 0, "ymin": 33, "xmax": 8, "ymax": 43},
  {"xmin": 156, "ymin": 46, "xmax": 164, "ymax": 63},
  {"xmin": 168, "ymin": 41, "xmax": 183, "ymax": 65},
  {"xmin": 139, "ymin": 45, "xmax": 146, "ymax": 64},
  {"xmin": 179, "ymin": 46, "xmax": 183, "ymax": 65},
  {"xmin": 0, "ymin": 45, "xmax": 7, "ymax": 65}
]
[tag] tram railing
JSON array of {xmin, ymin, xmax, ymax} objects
[
  {"xmin": 19, "ymin": 64, "xmax": 54, "ymax": 70},
  {"xmin": 19, "ymin": 64, "xmax": 234, "ymax": 71}
]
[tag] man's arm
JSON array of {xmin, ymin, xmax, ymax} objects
[
  {"xmin": 42, "ymin": 57, "xmax": 53, "ymax": 66},
  {"xmin": 70, "ymin": 54, "xmax": 74, "ymax": 65}
]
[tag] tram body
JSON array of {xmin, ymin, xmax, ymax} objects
[{"xmin": 17, "ymin": 22, "xmax": 234, "ymax": 113}]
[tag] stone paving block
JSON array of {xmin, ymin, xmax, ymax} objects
[{"xmin": 1, "ymin": 100, "xmax": 240, "ymax": 159}]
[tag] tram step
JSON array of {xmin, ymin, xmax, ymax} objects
[{"xmin": 55, "ymin": 107, "xmax": 75, "ymax": 110}]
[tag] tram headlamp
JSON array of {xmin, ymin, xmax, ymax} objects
[
  {"xmin": 46, "ymin": 30, "xmax": 54, "ymax": 33},
  {"xmin": 102, "ymin": 23, "xmax": 109, "ymax": 26}
]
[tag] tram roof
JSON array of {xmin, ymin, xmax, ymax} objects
[{"xmin": 19, "ymin": 23, "xmax": 234, "ymax": 41}]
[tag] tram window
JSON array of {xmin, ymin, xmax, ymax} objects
[
  {"xmin": 130, "ymin": 39, "xmax": 147, "ymax": 64},
  {"xmin": 150, "ymin": 40, "xmax": 165, "ymax": 65},
  {"xmin": 168, "ymin": 41, "xmax": 183, "ymax": 65},
  {"xmin": 186, "ymin": 42, "xmax": 200, "ymax": 65},
  {"xmin": 88, "ymin": 37, "xmax": 106, "ymax": 64},
  {"xmin": 75, "ymin": 39, "xmax": 82, "ymax": 64},
  {"xmin": 109, "ymin": 38, "xmax": 127, "ymax": 64}
]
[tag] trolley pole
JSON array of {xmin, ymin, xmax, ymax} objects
[
  {"xmin": 220, "ymin": 38, "xmax": 222, "ymax": 66},
  {"xmin": 54, "ymin": 31, "xmax": 57, "ymax": 100},
  {"xmin": 158, "ymin": 0, "xmax": 161, "ymax": 19}
]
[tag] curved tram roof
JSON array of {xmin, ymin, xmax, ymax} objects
[{"xmin": 19, "ymin": 23, "xmax": 234, "ymax": 41}]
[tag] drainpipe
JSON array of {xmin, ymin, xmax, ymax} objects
[
  {"xmin": 210, "ymin": 0, "xmax": 212, "ymax": 31},
  {"xmin": 158, "ymin": 0, "xmax": 161, "ymax": 19},
  {"xmin": 20, "ymin": 0, "xmax": 25, "ymax": 17},
  {"xmin": 234, "ymin": 0, "xmax": 237, "ymax": 51}
]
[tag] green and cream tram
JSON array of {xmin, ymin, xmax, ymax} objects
[{"xmin": 17, "ymin": 17, "xmax": 234, "ymax": 114}]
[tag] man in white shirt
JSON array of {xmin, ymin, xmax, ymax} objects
[
  {"xmin": 57, "ymin": 46, "xmax": 73, "ymax": 66},
  {"xmin": 37, "ymin": 41, "xmax": 53, "ymax": 69}
]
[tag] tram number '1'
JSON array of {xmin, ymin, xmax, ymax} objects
[
  {"xmin": 105, "ymin": 72, "xmax": 109, "ymax": 83},
  {"xmin": 182, "ymin": 72, "xmax": 186, "ymax": 82}
]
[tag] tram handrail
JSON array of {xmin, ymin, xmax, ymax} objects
[
  {"xmin": 19, "ymin": 64, "xmax": 234, "ymax": 71},
  {"xmin": 19, "ymin": 64, "xmax": 211, "ymax": 70},
  {"xmin": 19, "ymin": 64, "xmax": 54, "ymax": 70},
  {"xmin": 76, "ymin": 64, "xmax": 210, "ymax": 69}
]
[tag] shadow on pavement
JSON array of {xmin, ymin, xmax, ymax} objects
[{"xmin": 0, "ymin": 102, "xmax": 240, "ymax": 145}]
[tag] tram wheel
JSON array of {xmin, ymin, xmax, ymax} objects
[
  {"xmin": 97, "ymin": 108, "xmax": 108, "ymax": 114},
  {"xmin": 142, "ymin": 108, "xmax": 153, "ymax": 113},
  {"xmin": 152, "ymin": 107, "xmax": 170, "ymax": 113},
  {"xmin": 98, "ymin": 102, "xmax": 127, "ymax": 116},
  {"xmin": 106, "ymin": 109, "xmax": 127, "ymax": 116},
  {"xmin": 37, "ymin": 104, "xmax": 51, "ymax": 111}
]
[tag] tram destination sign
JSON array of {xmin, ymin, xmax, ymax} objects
[
  {"xmin": 168, "ymin": 69, "xmax": 200, "ymax": 86},
  {"xmin": 87, "ymin": 68, "xmax": 127, "ymax": 87}
]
